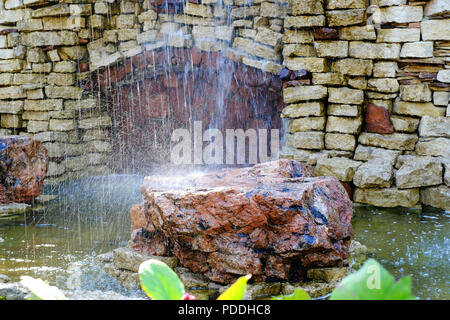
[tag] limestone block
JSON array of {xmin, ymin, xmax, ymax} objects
[
  {"xmin": 349, "ymin": 42, "xmax": 400, "ymax": 60},
  {"xmin": 328, "ymin": 87, "xmax": 364, "ymax": 104},
  {"xmin": 353, "ymin": 159, "xmax": 393, "ymax": 188},
  {"xmin": 78, "ymin": 116, "xmax": 112, "ymax": 129},
  {"xmin": 49, "ymin": 119, "xmax": 76, "ymax": 132},
  {"xmin": 314, "ymin": 41, "xmax": 348, "ymax": 58},
  {"xmin": 315, "ymin": 157, "xmax": 362, "ymax": 181},
  {"xmin": 1, "ymin": 114, "xmax": 22, "ymax": 128},
  {"xmin": 367, "ymin": 78, "xmax": 399, "ymax": 93},
  {"xmin": 370, "ymin": 0, "xmax": 406, "ymax": 6},
  {"xmin": 400, "ymin": 84, "xmax": 432, "ymax": 102},
  {"xmin": 22, "ymin": 31, "xmax": 78, "ymax": 46},
  {"xmin": 285, "ymin": 132, "xmax": 324, "ymax": 150},
  {"xmin": 393, "ymin": 101, "xmax": 446, "ymax": 117},
  {"xmin": 186, "ymin": 3, "xmax": 214, "ymax": 18},
  {"xmin": 378, "ymin": 6, "xmax": 423, "ymax": 23},
  {"xmin": 261, "ymin": 2, "xmax": 287, "ymax": 17},
  {"xmin": 288, "ymin": 117, "xmax": 325, "ymax": 132},
  {"xmin": 44, "ymin": 142, "xmax": 83, "ymax": 158},
  {"xmin": 45, "ymin": 86, "xmax": 82, "ymax": 99},
  {"xmin": 416, "ymin": 137, "xmax": 450, "ymax": 157},
  {"xmin": 331, "ymin": 58, "xmax": 372, "ymax": 76},
  {"xmin": 395, "ymin": 157, "xmax": 443, "ymax": 188},
  {"xmin": 0, "ymin": 86, "xmax": 25, "ymax": 99},
  {"xmin": 0, "ymin": 100, "xmax": 23, "ymax": 114},
  {"xmin": 281, "ymin": 102, "xmax": 325, "ymax": 118},
  {"xmin": 32, "ymin": 63, "xmax": 52, "ymax": 73},
  {"xmin": 312, "ymin": 73, "xmax": 346, "ymax": 85},
  {"xmin": 354, "ymin": 187, "xmax": 419, "ymax": 208},
  {"xmin": 53, "ymin": 61, "xmax": 77, "ymax": 73},
  {"xmin": 32, "ymin": 4, "xmax": 69, "ymax": 18},
  {"xmin": 328, "ymin": 104, "xmax": 361, "ymax": 117},
  {"xmin": 325, "ymin": 133, "xmax": 356, "ymax": 151},
  {"xmin": 372, "ymin": 61, "xmax": 397, "ymax": 78},
  {"xmin": 327, "ymin": 0, "xmax": 366, "ymax": 9},
  {"xmin": 284, "ymin": 57, "xmax": 328, "ymax": 72},
  {"xmin": 437, "ymin": 70, "xmax": 450, "ymax": 83},
  {"xmin": 419, "ymin": 116, "xmax": 450, "ymax": 138},
  {"xmin": 326, "ymin": 9, "xmax": 365, "ymax": 26},
  {"xmin": 24, "ymin": 99, "xmax": 62, "ymax": 111},
  {"xmin": 27, "ymin": 120, "xmax": 48, "ymax": 133},
  {"xmin": 353, "ymin": 145, "xmax": 401, "ymax": 165},
  {"xmin": 400, "ymin": 42, "xmax": 433, "ymax": 58},
  {"xmin": 22, "ymin": 111, "xmax": 48, "ymax": 121},
  {"xmin": 433, "ymin": 91, "xmax": 449, "ymax": 106},
  {"xmin": 420, "ymin": 186, "xmax": 450, "ymax": 211},
  {"xmin": 326, "ymin": 116, "xmax": 362, "ymax": 134},
  {"xmin": 255, "ymin": 27, "xmax": 282, "ymax": 48},
  {"xmin": 233, "ymin": 37, "xmax": 280, "ymax": 61},
  {"xmin": 339, "ymin": 25, "xmax": 376, "ymax": 40},
  {"xmin": 0, "ymin": 59, "xmax": 23, "ymax": 72},
  {"xmin": 282, "ymin": 30, "xmax": 314, "ymax": 43},
  {"xmin": 283, "ymin": 44, "xmax": 315, "ymax": 57},
  {"xmin": 358, "ymin": 132, "xmax": 418, "ymax": 151},
  {"xmin": 424, "ymin": 0, "xmax": 450, "ymax": 17},
  {"xmin": 47, "ymin": 73, "xmax": 74, "ymax": 86},
  {"xmin": 284, "ymin": 15, "xmax": 325, "ymax": 28},
  {"xmin": 283, "ymin": 85, "xmax": 327, "ymax": 103},
  {"xmin": 42, "ymin": 16, "xmax": 85, "ymax": 30},
  {"xmin": 390, "ymin": 116, "xmax": 420, "ymax": 133},
  {"xmin": 421, "ymin": 19, "xmax": 450, "ymax": 41},
  {"xmin": 289, "ymin": 0, "xmax": 323, "ymax": 15},
  {"xmin": 0, "ymin": 8, "xmax": 29, "ymax": 23},
  {"xmin": 376, "ymin": 28, "xmax": 420, "ymax": 43}
]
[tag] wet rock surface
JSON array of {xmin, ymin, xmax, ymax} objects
[
  {"xmin": 130, "ymin": 159, "xmax": 353, "ymax": 284},
  {"xmin": 0, "ymin": 136, "xmax": 48, "ymax": 204}
]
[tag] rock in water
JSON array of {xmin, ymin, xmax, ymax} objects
[
  {"xmin": 0, "ymin": 136, "xmax": 48, "ymax": 204},
  {"xmin": 130, "ymin": 159, "xmax": 353, "ymax": 284}
]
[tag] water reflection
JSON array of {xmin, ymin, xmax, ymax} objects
[{"xmin": 1, "ymin": 176, "xmax": 449, "ymax": 300}]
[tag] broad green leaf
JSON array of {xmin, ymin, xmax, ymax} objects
[
  {"xmin": 217, "ymin": 275, "xmax": 251, "ymax": 300},
  {"xmin": 272, "ymin": 288, "xmax": 311, "ymax": 300},
  {"xmin": 20, "ymin": 276, "xmax": 67, "ymax": 300},
  {"xmin": 139, "ymin": 259, "xmax": 185, "ymax": 300},
  {"xmin": 330, "ymin": 259, "xmax": 416, "ymax": 300}
]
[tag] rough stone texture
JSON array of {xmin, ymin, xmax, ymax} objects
[
  {"xmin": 364, "ymin": 104, "xmax": 394, "ymax": 134},
  {"xmin": 420, "ymin": 185, "xmax": 450, "ymax": 211},
  {"xmin": 353, "ymin": 159, "xmax": 393, "ymax": 188},
  {"xmin": 0, "ymin": 136, "xmax": 48, "ymax": 203},
  {"xmin": 395, "ymin": 157, "xmax": 443, "ymax": 189},
  {"xmin": 130, "ymin": 160, "xmax": 353, "ymax": 283},
  {"xmin": 315, "ymin": 157, "xmax": 362, "ymax": 182},
  {"xmin": 354, "ymin": 187, "xmax": 420, "ymax": 208}
]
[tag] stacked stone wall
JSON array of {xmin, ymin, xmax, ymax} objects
[{"xmin": 0, "ymin": 0, "xmax": 448, "ymax": 209}]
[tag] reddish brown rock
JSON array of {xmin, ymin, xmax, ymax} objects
[
  {"xmin": 130, "ymin": 159, "xmax": 353, "ymax": 284},
  {"xmin": 0, "ymin": 136, "xmax": 48, "ymax": 204},
  {"xmin": 314, "ymin": 28, "xmax": 339, "ymax": 40},
  {"xmin": 364, "ymin": 104, "xmax": 394, "ymax": 134}
]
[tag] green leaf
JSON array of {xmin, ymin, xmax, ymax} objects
[
  {"xmin": 20, "ymin": 276, "xmax": 67, "ymax": 300},
  {"xmin": 272, "ymin": 288, "xmax": 311, "ymax": 300},
  {"xmin": 139, "ymin": 259, "xmax": 185, "ymax": 300},
  {"xmin": 217, "ymin": 275, "xmax": 251, "ymax": 300},
  {"xmin": 330, "ymin": 259, "xmax": 416, "ymax": 300}
]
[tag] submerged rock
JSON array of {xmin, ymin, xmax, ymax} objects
[
  {"xmin": 0, "ymin": 136, "xmax": 48, "ymax": 204},
  {"xmin": 130, "ymin": 159, "xmax": 353, "ymax": 284}
]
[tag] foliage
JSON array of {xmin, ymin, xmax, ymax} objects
[
  {"xmin": 217, "ymin": 275, "xmax": 251, "ymax": 300},
  {"xmin": 330, "ymin": 259, "xmax": 416, "ymax": 300},
  {"xmin": 138, "ymin": 259, "xmax": 185, "ymax": 300},
  {"xmin": 20, "ymin": 276, "xmax": 67, "ymax": 300},
  {"xmin": 272, "ymin": 288, "xmax": 311, "ymax": 300}
]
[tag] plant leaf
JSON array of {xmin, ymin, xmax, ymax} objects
[
  {"xmin": 272, "ymin": 288, "xmax": 311, "ymax": 300},
  {"xmin": 20, "ymin": 276, "xmax": 67, "ymax": 300},
  {"xmin": 330, "ymin": 259, "xmax": 416, "ymax": 300},
  {"xmin": 217, "ymin": 275, "xmax": 251, "ymax": 300},
  {"xmin": 139, "ymin": 259, "xmax": 185, "ymax": 300}
]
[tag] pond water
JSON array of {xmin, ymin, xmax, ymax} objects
[{"xmin": 0, "ymin": 175, "xmax": 448, "ymax": 300}]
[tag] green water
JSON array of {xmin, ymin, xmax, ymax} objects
[{"xmin": 0, "ymin": 176, "xmax": 448, "ymax": 299}]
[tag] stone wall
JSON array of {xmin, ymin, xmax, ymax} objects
[{"xmin": 0, "ymin": 0, "xmax": 448, "ymax": 210}]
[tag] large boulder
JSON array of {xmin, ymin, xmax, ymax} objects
[
  {"xmin": 0, "ymin": 136, "xmax": 48, "ymax": 203},
  {"xmin": 129, "ymin": 159, "xmax": 353, "ymax": 284}
]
